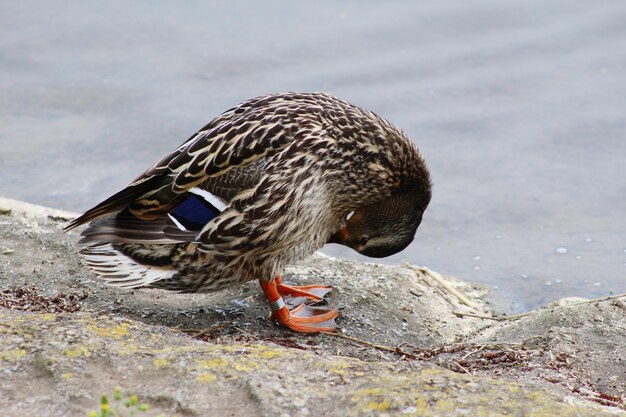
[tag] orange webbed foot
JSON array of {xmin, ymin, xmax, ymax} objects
[{"xmin": 259, "ymin": 276, "xmax": 339, "ymax": 333}]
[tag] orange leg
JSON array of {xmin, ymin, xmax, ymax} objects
[{"xmin": 259, "ymin": 276, "xmax": 339, "ymax": 333}]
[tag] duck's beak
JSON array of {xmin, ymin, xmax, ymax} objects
[{"xmin": 328, "ymin": 226, "xmax": 349, "ymax": 244}]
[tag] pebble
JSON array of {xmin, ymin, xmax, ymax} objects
[
  {"xmin": 473, "ymin": 266, "xmax": 480, "ymax": 271},
  {"xmin": 472, "ymin": 255, "xmax": 481, "ymax": 261},
  {"xmin": 231, "ymin": 299, "xmax": 250, "ymax": 308},
  {"xmin": 592, "ymin": 282, "xmax": 602, "ymax": 287},
  {"xmin": 555, "ymin": 247, "xmax": 568, "ymax": 254}
]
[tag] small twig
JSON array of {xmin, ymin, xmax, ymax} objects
[
  {"xmin": 235, "ymin": 326, "xmax": 259, "ymax": 340},
  {"xmin": 501, "ymin": 311, "xmax": 537, "ymax": 320},
  {"xmin": 473, "ymin": 342, "xmax": 522, "ymax": 348},
  {"xmin": 179, "ymin": 322, "xmax": 229, "ymax": 337},
  {"xmin": 453, "ymin": 311, "xmax": 500, "ymax": 320},
  {"xmin": 454, "ymin": 310, "xmax": 538, "ymax": 321},
  {"xmin": 566, "ymin": 292, "xmax": 626, "ymax": 307},
  {"xmin": 586, "ymin": 395, "xmax": 625, "ymax": 410},
  {"xmin": 404, "ymin": 265, "xmax": 450, "ymax": 303},
  {"xmin": 321, "ymin": 332, "xmax": 415, "ymax": 358},
  {"xmin": 419, "ymin": 282, "xmax": 453, "ymax": 305},
  {"xmin": 407, "ymin": 265, "xmax": 479, "ymax": 309},
  {"xmin": 461, "ymin": 344, "xmax": 486, "ymax": 361},
  {"xmin": 453, "ymin": 361, "xmax": 472, "ymax": 375}
]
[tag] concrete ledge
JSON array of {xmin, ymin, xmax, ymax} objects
[{"xmin": 0, "ymin": 198, "xmax": 624, "ymax": 416}]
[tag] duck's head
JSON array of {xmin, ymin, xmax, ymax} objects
[{"xmin": 329, "ymin": 185, "xmax": 431, "ymax": 258}]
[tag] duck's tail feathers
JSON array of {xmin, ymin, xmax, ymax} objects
[
  {"xmin": 64, "ymin": 176, "xmax": 166, "ymax": 232},
  {"xmin": 79, "ymin": 243, "xmax": 177, "ymax": 288},
  {"xmin": 78, "ymin": 208, "xmax": 197, "ymax": 246}
]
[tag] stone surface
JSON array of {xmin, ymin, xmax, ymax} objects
[{"xmin": 0, "ymin": 197, "xmax": 624, "ymax": 416}]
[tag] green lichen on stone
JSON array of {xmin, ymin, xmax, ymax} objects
[
  {"xmin": 0, "ymin": 349, "xmax": 27, "ymax": 361},
  {"xmin": 0, "ymin": 291, "xmax": 623, "ymax": 416}
]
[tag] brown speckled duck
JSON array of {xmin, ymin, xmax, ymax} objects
[{"xmin": 65, "ymin": 92, "xmax": 432, "ymax": 333}]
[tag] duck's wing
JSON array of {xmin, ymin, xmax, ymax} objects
[
  {"xmin": 77, "ymin": 186, "xmax": 224, "ymax": 245},
  {"xmin": 65, "ymin": 94, "xmax": 311, "ymax": 232},
  {"xmin": 192, "ymin": 127, "xmax": 337, "ymax": 261},
  {"xmin": 199, "ymin": 159, "xmax": 265, "ymax": 202}
]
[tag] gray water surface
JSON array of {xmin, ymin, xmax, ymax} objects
[{"xmin": 1, "ymin": 1, "xmax": 625, "ymax": 311}]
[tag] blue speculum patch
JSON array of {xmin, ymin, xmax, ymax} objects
[{"xmin": 170, "ymin": 194, "xmax": 222, "ymax": 231}]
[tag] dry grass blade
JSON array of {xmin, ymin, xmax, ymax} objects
[
  {"xmin": 322, "ymin": 331, "xmax": 416, "ymax": 358},
  {"xmin": 406, "ymin": 264, "xmax": 479, "ymax": 309}
]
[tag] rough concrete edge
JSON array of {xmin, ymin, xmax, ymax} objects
[
  {"xmin": 0, "ymin": 197, "xmax": 79, "ymax": 220},
  {"xmin": 2, "ymin": 196, "xmax": 625, "ymax": 415}
]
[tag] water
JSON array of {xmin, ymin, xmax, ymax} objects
[{"xmin": 1, "ymin": 1, "xmax": 625, "ymax": 311}]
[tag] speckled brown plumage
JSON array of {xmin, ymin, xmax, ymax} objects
[{"xmin": 67, "ymin": 92, "xmax": 431, "ymax": 297}]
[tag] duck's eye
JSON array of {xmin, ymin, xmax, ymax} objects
[
  {"xmin": 346, "ymin": 211, "xmax": 355, "ymax": 221},
  {"xmin": 358, "ymin": 236, "xmax": 369, "ymax": 246}
]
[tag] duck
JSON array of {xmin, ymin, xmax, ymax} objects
[{"xmin": 65, "ymin": 92, "xmax": 432, "ymax": 333}]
